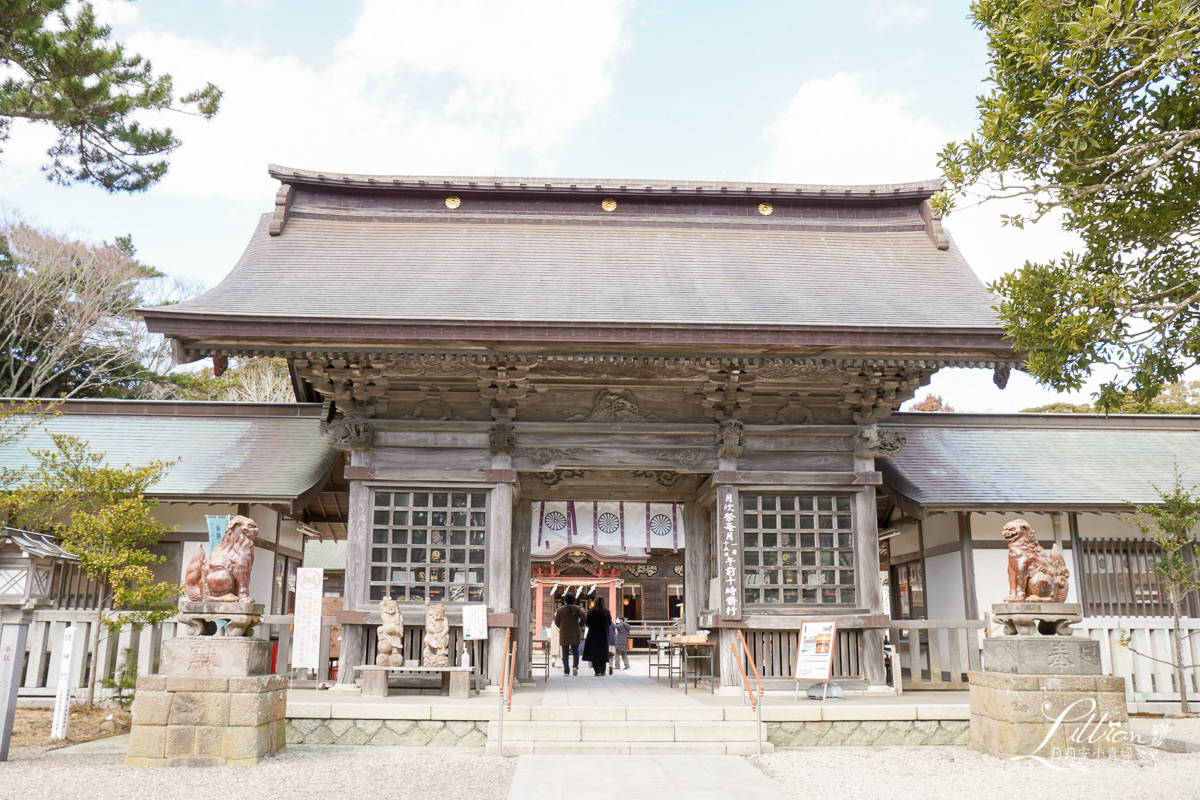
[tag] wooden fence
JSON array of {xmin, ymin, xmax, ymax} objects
[
  {"xmin": 1077, "ymin": 617, "xmax": 1200, "ymax": 701},
  {"xmin": 739, "ymin": 628, "xmax": 865, "ymax": 683},
  {"xmin": 16, "ymin": 610, "xmax": 336, "ymax": 700},
  {"xmin": 888, "ymin": 619, "xmax": 985, "ymax": 690}
]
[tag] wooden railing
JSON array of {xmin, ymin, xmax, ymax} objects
[
  {"xmin": 888, "ymin": 619, "xmax": 985, "ymax": 690},
  {"xmin": 16, "ymin": 610, "xmax": 337, "ymax": 699},
  {"xmin": 740, "ymin": 628, "xmax": 865, "ymax": 682}
]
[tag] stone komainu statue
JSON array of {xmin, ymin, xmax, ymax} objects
[
  {"xmin": 184, "ymin": 515, "xmax": 260, "ymax": 603},
  {"xmin": 1002, "ymin": 519, "xmax": 1069, "ymax": 603},
  {"xmin": 376, "ymin": 597, "xmax": 405, "ymax": 667}
]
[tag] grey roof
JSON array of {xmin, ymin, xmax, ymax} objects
[
  {"xmin": 0, "ymin": 401, "xmax": 337, "ymax": 506},
  {"xmin": 0, "ymin": 527, "xmax": 79, "ymax": 561},
  {"xmin": 882, "ymin": 413, "xmax": 1200, "ymax": 508},
  {"xmin": 151, "ymin": 215, "xmax": 1000, "ymax": 330}
]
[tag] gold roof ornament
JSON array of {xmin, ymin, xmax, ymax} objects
[
  {"xmin": 601, "ymin": 198, "xmax": 617, "ymax": 212},
  {"xmin": 758, "ymin": 201, "xmax": 773, "ymax": 216},
  {"xmin": 445, "ymin": 195, "xmax": 461, "ymax": 209}
]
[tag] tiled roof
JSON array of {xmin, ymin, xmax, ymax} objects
[
  {"xmin": 0, "ymin": 401, "xmax": 337, "ymax": 506},
  {"xmin": 149, "ymin": 214, "xmax": 1000, "ymax": 330},
  {"xmin": 0, "ymin": 527, "xmax": 79, "ymax": 561},
  {"xmin": 882, "ymin": 413, "xmax": 1200, "ymax": 508}
]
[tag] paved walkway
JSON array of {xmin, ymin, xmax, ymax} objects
[
  {"xmin": 539, "ymin": 655, "xmax": 700, "ymax": 707},
  {"xmin": 507, "ymin": 754, "xmax": 781, "ymax": 800}
]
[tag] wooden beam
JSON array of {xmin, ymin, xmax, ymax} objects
[{"xmin": 958, "ymin": 512, "xmax": 979, "ymax": 620}]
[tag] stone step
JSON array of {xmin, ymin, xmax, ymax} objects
[
  {"xmin": 484, "ymin": 720, "xmax": 760, "ymax": 743},
  {"xmin": 484, "ymin": 740, "xmax": 773, "ymax": 756}
]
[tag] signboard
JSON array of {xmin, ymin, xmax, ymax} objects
[
  {"xmin": 461, "ymin": 603, "xmax": 488, "ymax": 640},
  {"xmin": 794, "ymin": 619, "xmax": 837, "ymax": 682},
  {"xmin": 718, "ymin": 487, "xmax": 741, "ymax": 620},
  {"xmin": 291, "ymin": 567, "xmax": 324, "ymax": 673},
  {"xmin": 50, "ymin": 625, "xmax": 82, "ymax": 740}
]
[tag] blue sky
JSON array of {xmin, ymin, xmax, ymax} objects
[{"xmin": 0, "ymin": 1, "xmax": 1108, "ymax": 411}]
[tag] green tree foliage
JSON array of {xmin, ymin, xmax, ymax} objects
[
  {"xmin": 4, "ymin": 434, "xmax": 179, "ymax": 708},
  {"xmin": 1126, "ymin": 466, "xmax": 1200, "ymax": 714},
  {"xmin": 1023, "ymin": 380, "xmax": 1200, "ymax": 413},
  {"xmin": 938, "ymin": 0, "xmax": 1200, "ymax": 412},
  {"xmin": 0, "ymin": 1, "xmax": 221, "ymax": 192},
  {"xmin": 0, "ymin": 218, "xmax": 182, "ymax": 399}
]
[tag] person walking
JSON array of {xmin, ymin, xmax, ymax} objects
[
  {"xmin": 609, "ymin": 615, "xmax": 631, "ymax": 671},
  {"xmin": 582, "ymin": 596, "xmax": 613, "ymax": 676},
  {"xmin": 554, "ymin": 593, "xmax": 586, "ymax": 676}
]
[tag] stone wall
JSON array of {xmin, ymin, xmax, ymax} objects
[
  {"xmin": 127, "ymin": 674, "xmax": 287, "ymax": 766},
  {"xmin": 286, "ymin": 718, "xmax": 488, "ymax": 747},
  {"xmin": 766, "ymin": 720, "xmax": 970, "ymax": 747}
]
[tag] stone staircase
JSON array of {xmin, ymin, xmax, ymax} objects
[{"xmin": 484, "ymin": 707, "xmax": 773, "ymax": 755}]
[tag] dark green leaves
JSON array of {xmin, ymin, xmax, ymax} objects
[{"xmin": 0, "ymin": 1, "xmax": 222, "ymax": 192}]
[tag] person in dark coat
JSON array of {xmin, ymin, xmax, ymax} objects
[
  {"xmin": 582, "ymin": 596, "xmax": 613, "ymax": 676},
  {"xmin": 554, "ymin": 593, "xmax": 586, "ymax": 676},
  {"xmin": 609, "ymin": 616, "xmax": 631, "ymax": 671}
]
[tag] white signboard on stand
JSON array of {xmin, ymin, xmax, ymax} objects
[
  {"xmin": 291, "ymin": 568, "xmax": 324, "ymax": 674},
  {"xmin": 794, "ymin": 619, "xmax": 838, "ymax": 682},
  {"xmin": 50, "ymin": 625, "xmax": 82, "ymax": 740},
  {"xmin": 461, "ymin": 604, "xmax": 488, "ymax": 640}
]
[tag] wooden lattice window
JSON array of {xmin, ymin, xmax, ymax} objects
[
  {"xmin": 742, "ymin": 494, "xmax": 855, "ymax": 605},
  {"xmin": 368, "ymin": 490, "xmax": 487, "ymax": 603},
  {"xmin": 1077, "ymin": 538, "xmax": 1199, "ymax": 618}
]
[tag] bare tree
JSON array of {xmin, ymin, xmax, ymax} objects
[{"xmin": 0, "ymin": 218, "xmax": 180, "ymax": 398}]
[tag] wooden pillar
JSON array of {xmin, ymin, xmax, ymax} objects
[
  {"xmin": 852, "ymin": 464, "xmax": 887, "ymax": 687},
  {"xmin": 511, "ymin": 495, "xmax": 532, "ymax": 680},
  {"xmin": 488, "ymin": 481, "xmax": 514, "ymax": 685},
  {"xmin": 534, "ymin": 581, "xmax": 545, "ymax": 639},
  {"xmin": 337, "ymin": 454, "xmax": 370, "ymax": 685},
  {"xmin": 715, "ymin": 484, "xmax": 742, "ymax": 686},
  {"xmin": 608, "ymin": 583, "xmax": 617, "ymax": 617},
  {"xmin": 683, "ymin": 500, "xmax": 706, "ymax": 635},
  {"xmin": 959, "ymin": 512, "xmax": 980, "ymax": 620}
]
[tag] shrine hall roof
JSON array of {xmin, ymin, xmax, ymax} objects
[
  {"xmin": 141, "ymin": 167, "xmax": 1013, "ymax": 357},
  {"xmin": 0, "ymin": 400, "xmax": 337, "ymax": 509},
  {"xmin": 881, "ymin": 413, "xmax": 1200, "ymax": 510}
]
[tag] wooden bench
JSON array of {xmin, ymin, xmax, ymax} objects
[{"xmin": 354, "ymin": 665, "xmax": 478, "ymax": 699}]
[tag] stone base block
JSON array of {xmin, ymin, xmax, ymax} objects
[
  {"xmin": 968, "ymin": 670, "xmax": 1130, "ymax": 761},
  {"xmin": 126, "ymin": 640, "xmax": 286, "ymax": 766},
  {"xmin": 982, "ymin": 636, "xmax": 1101, "ymax": 675},
  {"xmin": 159, "ymin": 636, "xmax": 272, "ymax": 677}
]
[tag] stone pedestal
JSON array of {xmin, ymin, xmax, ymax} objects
[
  {"xmin": 969, "ymin": 671, "xmax": 1129, "ymax": 759},
  {"xmin": 126, "ymin": 607, "xmax": 286, "ymax": 766},
  {"xmin": 969, "ymin": 602, "xmax": 1130, "ymax": 761}
]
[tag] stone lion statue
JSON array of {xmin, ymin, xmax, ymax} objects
[
  {"xmin": 422, "ymin": 600, "xmax": 451, "ymax": 667},
  {"xmin": 375, "ymin": 597, "xmax": 405, "ymax": 667},
  {"xmin": 184, "ymin": 515, "xmax": 259, "ymax": 603},
  {"xmin": 1003, "ymin": 519, "xmax": 1069, "ymax": 603}
]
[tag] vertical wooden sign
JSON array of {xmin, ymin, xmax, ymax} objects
[
  {"xmin": 50, "ymin": 624, "xmax": 82, "ymax": 740},
  {"xmin": 0, "ymin": 616, "xmax": 30, "ymax": 761},
  {"xmin": 719, "ymin": 486, "xmax": 742, "ymax": 621},
  {"xmin": 291, "ymin": 568, "xmax": 324, "ymax": 674}
]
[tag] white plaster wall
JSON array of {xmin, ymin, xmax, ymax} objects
[
  {"xmin": 1075, "ymin": 512, "xmax": 1140, "ymax": 539},
  {"xmin": 925, "ymin": 552, "xmax": 966, "ymax": 620},
  {"xmin": 922, "ymin": 512, "xmax": 959, "ymax": 549},
  {"xmin": 250, "ymin": 504, "xmax": 279, "ymax": 545},
  {"xmin": 152, "ymin": 503, "xmax": 237, "ymax": 537},
  {"xmin": 887, "ymin": 525, "xmax": 921, "ymax": 558},
  {"xmin": 249, "ymin": 547, "xmax": 275, "ymax": 607},
  {"xmin": 277, "ymin": 519, "xmax": 306, "ymax": 557},
  {"xmin": 969, "ymin": 511, "xmax": 1062, "ymax": 544}
]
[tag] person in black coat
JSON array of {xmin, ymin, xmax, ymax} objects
[{"xmin": 582, "ymin": 596, "xmax": 612, "ymax": 676}]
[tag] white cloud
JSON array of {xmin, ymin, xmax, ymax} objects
[
  {"xmin": 758, "ymin": 73, "xmax": 1091, "ymax": 412},
  {"xmin": 867, "ymin": 2, "xmax": 931, "ymax": 31},
  {"xmin": 758, "ymin": 73, "xmax": 946, "ymax": 186},
  {"xmin": 83, "ymin": 0, "xmax": 634, "ymax": 201}
]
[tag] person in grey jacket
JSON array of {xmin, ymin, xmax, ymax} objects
[{"xmin": 609, "ymin": 616, "xmax": 631, "ymax": 671}]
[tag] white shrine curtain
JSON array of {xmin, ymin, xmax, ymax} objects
[{"xmin": 530, "ymin": 501, "xmax": 686, "ymax": 553}]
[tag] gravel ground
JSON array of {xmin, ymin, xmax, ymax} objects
[
  {"xmin": 754, "ymin": 747, "xmax": 1200, "ymax": 800},
  {"xmin": 0, "ymin": 748, "xmax": 516, "ymax": 800},
  {"xmin": 1129, "ymin": 715, "xmax": 1200, "ymax": 742}
]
